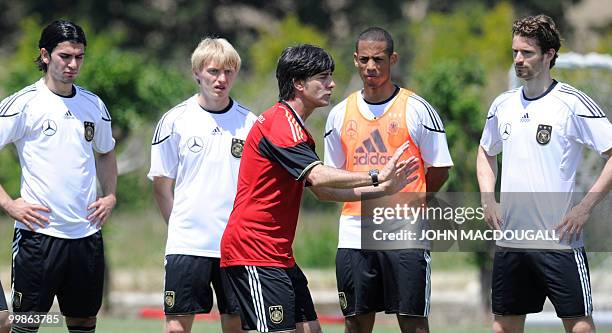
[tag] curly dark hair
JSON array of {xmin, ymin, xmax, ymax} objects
[{"xmin": 512, "ymin": 14, "xmax": 561, "ymax": 69}]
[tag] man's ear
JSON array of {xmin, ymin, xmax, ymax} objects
[
  {"xmin": 40, "ymin": 48, "xmax": 50, "ymax": 65},
  {"xmin": 193, "ymin": 71, "xmax": 201, "ymax": 84},
  {"xmin": 293, "ymin": 78, "xmax": 305, "ymax": 92},
  {"xmin": 390, "ymin": 51, "xmax": 398, "ymax": 65},
  {"xmin": 544, "ymin": 48, "xmax": 556, "ymax": 63},
  {"xmin": 353, "ymin": 52, "xmax": 359, "ymax": 67}
]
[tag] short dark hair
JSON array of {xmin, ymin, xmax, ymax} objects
[
  {"xmin": 276, "ymin": 44, "xmax": 335, "ymax": 101},
  {"xmin": 512, "ymin": 14, "xmax": 561, "ymax": 68},
  {"xmin": 356, "ymin": 27, "xmax": 394, "ymax": 55},
  {"xmin": 36, "ymin": 20, "xmax": 87, "ymax": 72}
]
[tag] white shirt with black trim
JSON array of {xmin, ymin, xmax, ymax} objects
[
  {"xmin": 148, "ymin": 95, "xmax": 257, "ymax": 257},
  {"xmin": 480, "ymin": 81, "xmax": 612, "ymax": 249},
  {"xmin": 0, "ymin": 78, "xmax": 115, "ymax": 239},
  {"xmin": 325, "ymin": 89, "xmax": 454, "ymax": 249}
]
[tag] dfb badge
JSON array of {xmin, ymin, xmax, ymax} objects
[
  {"xmin": 536, "ymin": 124, "xmax": 552, "ymax": 145},
  {"xmin": 84, "ymin": 121, "xmax": 95, "ymax": 142},
  {"xmin": 231, "ymin": 138, "xmax": 245, "ymax": 158},
  {"xmin": 338, "ymin": 292, "xmax": 348, "ymax": 310},
  {"xmin": 164, "ymin": 291, "xmax": 175, "ymax": 308},
  {"xmin": 269, "ymin": 305, "xmax": 283, "ymax": 324}
]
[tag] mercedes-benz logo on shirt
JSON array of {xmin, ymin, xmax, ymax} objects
[
  {"xmin": 187, "ymin": 136, "xmax": 204, "ymax": 153},
  {"xmin": 501, "ymin": 123, "xmax": 511, "ymax": 140},
  {"xmin": 42, "ymin": 119, "xmax": 57, "ymax": 136}
]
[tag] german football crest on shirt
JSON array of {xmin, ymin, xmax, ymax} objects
[
  {"xmin": 84, "ymin": 121, "xmax": 95, "ymax": 142},
  {"xmin": 536, "ymin": 124, "xmax": 552, "ymax": 145},
  {"xmin": 387, "ymin": 120, "xmax": 400, "ymax": 135},
  {"xmin": 231, "ymin": 138, "xmax": 245, "ymax": 158},
  {"xmin": 269, "ymin": 305, "xmax": 283, "ymax": 324}
]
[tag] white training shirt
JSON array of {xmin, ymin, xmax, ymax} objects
[
  {"xmin": 148, "ymin": 95, "xmax": 256, "ymax": 257},
  {"xmin": 0, "ymin": 78, "xmax": 115, "ymax": 239},
  {"xmin": 325, "ymin": 88, "xmax": 454, "ymax": 249},
  {"xmin": 480, "ymin": 81, "xmax": 612, "ymax": 249}
]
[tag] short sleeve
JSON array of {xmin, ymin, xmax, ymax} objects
[
  {"xmin": 93, "ymin": 99, "xmax": 115, "ymax": 153},
  {"xmin": 480, "ymin": 102, "xmax": 503, "ymax": 156},
  {"xmin": 0, "ymin": 91, "xmax": 33, "ymax": 149},
  {"xmin": 259, "ymin": 138, "xmax": 321, "ymax": 180},
  {"xmin": 406, "ymin": 95, "xmax": 453, "ymax": 168},
  {"xmin": 566, "ymin": 114, "xmax": 612, "ymax": 156},
  {"xmin": 323, "ymin": 102, "xmax": 347, "ymax": 169},
  {"xmin": 148, "ymin": 113, "xmax": 179, "ymax": 180},
  {"xmin": 258, "ymin": 104, "xmax": 323, "ymax": 180}
]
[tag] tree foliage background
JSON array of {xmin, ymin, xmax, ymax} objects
[{"xmin": 0, "ymin": 0, "xmax": 609, "ymax": 253}]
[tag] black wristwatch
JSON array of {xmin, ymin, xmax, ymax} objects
[{"xmin": 368, "ymin": 169, "xmax": 380, "ymax": 187}]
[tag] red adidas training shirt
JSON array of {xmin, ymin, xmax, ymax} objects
[{"xmin": 220, "ymin": 101, "xmax": 322, "ymax": 268}]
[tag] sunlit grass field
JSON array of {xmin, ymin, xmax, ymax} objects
[
  {"xmin": 31, "ymin": 317, "xmax": 579, "ymax": 333},
  {"xmin": 2, "ymin": 210, "xmax": 612, "ymax": 332}
]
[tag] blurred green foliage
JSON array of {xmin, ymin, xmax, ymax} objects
[
  {"xmin": 409, "ymin": 3, "xmax": 514, "ymax": 192},
  {"xmin": 0, "ymin": 16, "xmax": 195, "ymax": 207},
  {"xmin": 0, "ymin": 2, "xmax": 610, "ymax": 272},
  {"xmin": 3, "ymin": 16, "xmax": 194, "ymax": 142}
]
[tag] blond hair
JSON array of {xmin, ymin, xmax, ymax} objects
[{"xmin": 191, "ymin": 37, "xmax": 241, "ymax": 73}]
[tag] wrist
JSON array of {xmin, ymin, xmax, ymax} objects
[
  {"xmin": 104, "ymin": 193, "xmax": 117, "ymax": 205},
  {"xmin": 576, "ymin": 200, "xmax": 594, "ymax": 214},
  {"xmin": 0, "ymin": 197, "xmax": 12, "ymax": 212},
  {"xmin": 480, "ymin": 193, "xmax": 496, "ymax": 206},
  {"xmin": 368, "ymin": 169, "xmax": 380, "ymax": 187}
]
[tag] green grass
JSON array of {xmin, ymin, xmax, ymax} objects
[{"xmin": 30, "ymin": 317, "xmax": 589, "ymax": 333}]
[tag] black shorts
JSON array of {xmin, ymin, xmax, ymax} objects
[
  {"xmin": 224, "ymin": 265, "xmax": 318, "ymax": 332},
  {"xmin": 336, "ymin": 248, "xmax": 431, "ymax": 317},
  {"xmin": 0, "ymin": 280, "xmax": 7, "ymax": 311},
  {"xmin": 492, "ymin": 247, "xmax": 593, "ymax": 318},
  {"xmin": 164, "ymin": 255, "xmax": 240, "ymax": 315},
  {"xmin": 11, "ymin": 229, "xmax": 105, "ymax": 318}
]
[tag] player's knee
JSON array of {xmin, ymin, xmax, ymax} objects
[
  {"xmin": 345, "ymin": 316, "xmax": 369, "ymax": 333},
  {"xmin": 398, "ymin": 316, "xmax": 429, "ymax": 333},
  {"xmin": 492, "ymin": 321, "xmax": 507, "ymax": 333},
  {"xmin": 165, "ymin": 326, "xmax": 187, "ymax": 333},
  {"xmin": 220, "ymin": 314, "xmax": 243, "ymax": 333},
  {"xmin": 165, "ymin": 320, "xmax": 189, "ymax": 333},
  {"xmin": 0, "ymin": 312, "xmax": 10, "ymax": 333},
  {"xmin": 570, "ymin": 321, "xmax": 595, "ymax": 333},
  {"xmin": 66, "ymin": 316, "xmax": 97, "ymax": 333},
  {"xmin": 165, "ymin": 324, "xmax": 187, "ymax": 333}
]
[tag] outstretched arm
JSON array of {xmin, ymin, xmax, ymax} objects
[
  {"xmin": 306, "ymin": 141, "xmax": 411, "ymax": 188},
  {"xmin": 310, "ymin": 156, "xmax": 420, "ymax": 202}
]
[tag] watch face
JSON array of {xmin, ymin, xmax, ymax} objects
[{"xmin": 369, "ymin": 169, "xmax": 379, "ymax": 186}]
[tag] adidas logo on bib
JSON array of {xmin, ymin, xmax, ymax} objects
[{"xmin": 353, "ymin": 129, "xmax": 392, "ymax": 166}]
